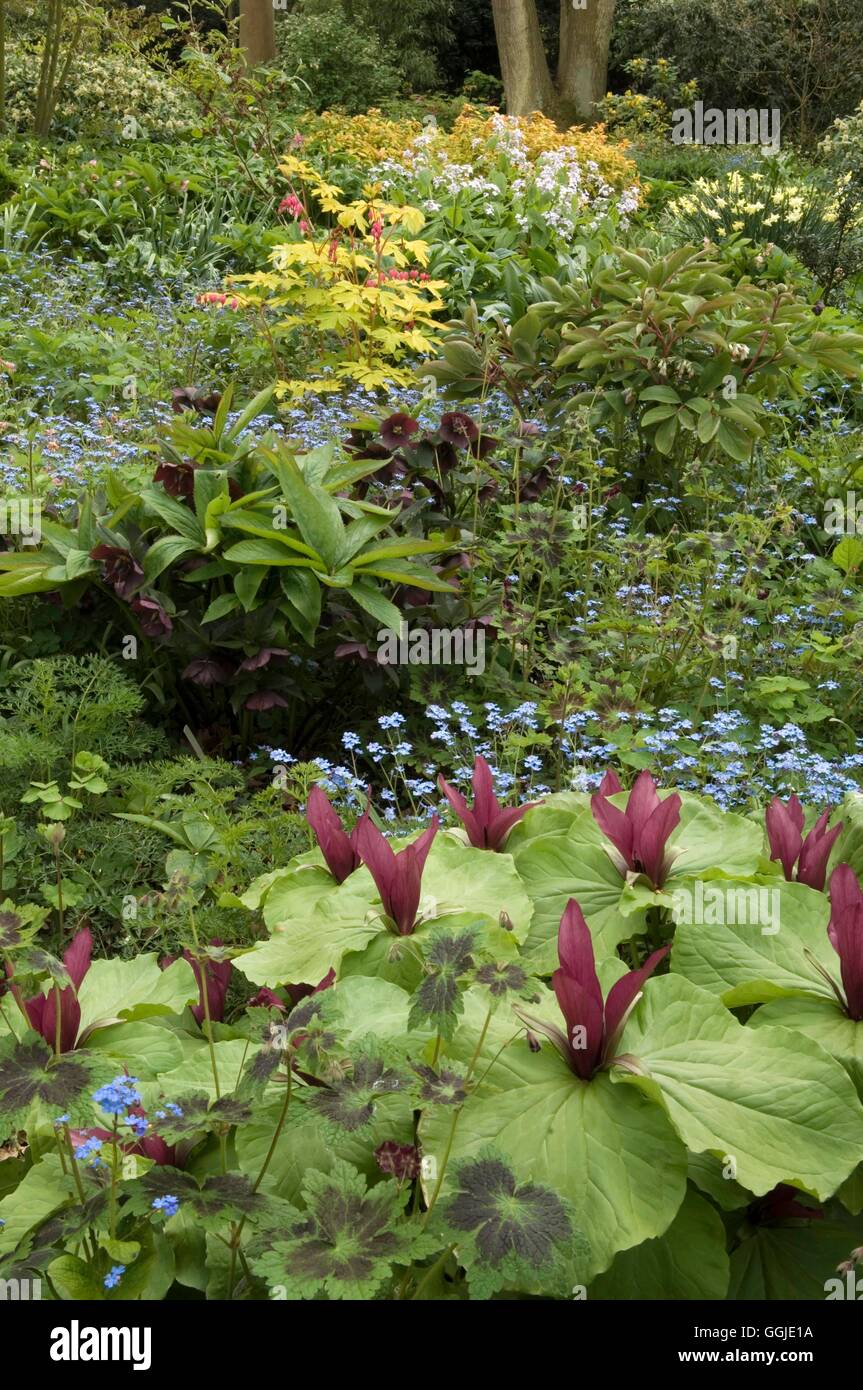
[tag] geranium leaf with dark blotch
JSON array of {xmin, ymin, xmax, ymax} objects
[
  {"xmin": 310, "ymin": 1055, "xmax": 407, "ymax": 1133},
  {"xmin": 34, "ymin": 1192, "xmax": 109, "ymax": 1248},
  {"xmin": 473, "ymin": 961, "xmax": 530, "ymax": 998},
  {"xmin": 14, "ymin": 947, "xmax": 72, "ymax": 992},
  {"xmin": 126, "ymin": 1168, "xmax": 266, "ymax": 1232},
  {"xmin": 0, "ymin": 909, "xmax": 25, "ymax": 951},
  {"xmin": 410, "ymin": 1061, "xmax": 469, "ymax": 1106},
  {"xmin": 153, "ymin": 1092, "xmax": 254, "ymax": 1144},
  {"xmin": 247, "ymin": 1159, "xmax": 432, "ymax": 1300},
  {"xmin": 0, "ymin": 1034, "xmax": 100, "ymax": 1130},
  {"xmin": 440, "ymin": 1149, "xmax": 583, "ymax": 1298},
  {"xmin": 409, "ymin": 929, "xmax": 477, "ymax": 1038}
]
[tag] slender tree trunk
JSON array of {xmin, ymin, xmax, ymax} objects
[
  {"xmin": 239, "ymin": 0, "xmax": 277, "ymax": 66},
  {"xmin": 557, "ymin": 0, "xmax": 616, "ymax": 123},
  {"xmin": 491, "ymin": 0, "xmax": 557, "ymax": 118}
]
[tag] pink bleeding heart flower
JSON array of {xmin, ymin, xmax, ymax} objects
[
  {"xmin": 516, "ymin": 900, "xmax": 668, "ymax": 1080},
  {"xmin": 437, "ymin": 755, "xmax": 541, "ymax": 851},
  {"xmin": 306, "ymin": 784, "xmax": 365, "ymax": 883},
  {"xmin": 590, "ymin": 770, "xmax": 681, "ymax": 888},
  {"xmin": 355, "ymin": 815, "xmax": 439, "ymax": 935},
  {"xmin": 765, "ymin": 795, "xmax": 842, "ymax": 892},
  {"xmin": 825, "ymin": 865, "xmax": 863, "ymax": 1021},
  {"xmin": 23, "ymin": 927, "xmax": 92, "ymax": 1053}
]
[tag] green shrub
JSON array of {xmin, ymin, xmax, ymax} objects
[{"xmin": 275, "ymin": 11, "xmax": 403, "ymax": 115}]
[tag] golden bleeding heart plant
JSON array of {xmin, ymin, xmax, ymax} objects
[{"xmin": 229, "ymin": 155, "xmax": 447, "ymax": 398}]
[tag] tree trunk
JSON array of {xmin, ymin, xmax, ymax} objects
[
  {"xmin": 239, "ymin": 0, "xmax": 277, "ymax": 66},
  {"xmin": 491, "ymin": 0, "xmax": 557, "ymax": 117},
  {"xmin": 557, "ymin": 0, "xmax": 616, "ymax": 123}
]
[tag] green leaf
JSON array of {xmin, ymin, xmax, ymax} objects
[
  {"xmin": 590, "ymin": 1188, "xmax": 730, "ymax": 1300},
  {"xmin": 420, "ymin": 991, "xmax": 687, "ymax": 1280},
  {"xmin": 273, "ymin": 455, "xmax": 344, "ymax": 571},
  {"xmin": 77, "ymin": 955, "xmax": 198, "ymax": 1038},
  {"xmin": 670, "ymin": 878, "xmax": 837, "ymax": 1006},
  {"xmin": 729, "ymin": 1204, "xmax": 863, "ymax": 1300},
  {"xmin": 748, "ymin": 997, "xmax": 863, "ymax": 1096},
  {"xmin": 142, "ymin": 535, "xmax": 197, "ymax": 585},
  {"xmin": 617, "ymin": 974, "xmax": 863, "ymax": 1200}
]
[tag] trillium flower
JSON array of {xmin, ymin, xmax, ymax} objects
[
  {"xmin": 438, "ymin": 756, "xmax": 540, "ymax": 851},
  {"xmin": 822, "ymin": 864, "xmax": 863, "ymax": 1021},
  {"xmin": 516, "ymin": 900, "xmax": 668, "ymax": 1080},
  {"xmin": 162, "ymin": 940, "xmax": 231, "ymax": 1027},
  {"xmin": 590, "ymin": 770, "xmax": 681, "ymax": 888},
  {"xmin": 306, "ymin": 785, "xmax": 364, "ymax": 883},
  {"xmin": 355, "ymin": 816, "xmax": 439, "ymax": 935},
  {"xmin": 765, "ymin": 795, "xmax": 842, "ymax": 891},
  {"xmin": 23, "ymin": 927, "xmax": 92, "ymax": 1053}
]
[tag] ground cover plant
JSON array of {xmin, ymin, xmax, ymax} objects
[{"xmin": 0, "ymin": 0, "xmax": 863, "ymax": 1309}]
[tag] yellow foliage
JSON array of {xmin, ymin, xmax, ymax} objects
[{"xmin": 297, "ymin": 105, "xmax": 637, "ymax": 194}]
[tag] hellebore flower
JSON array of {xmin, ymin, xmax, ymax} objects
[
  {"xmin": 130, "ymin": 596, "xmax": 173, "ymax": 638},
  {"xmin": 306, "ymin": 785, "xmax": 364, "ymax": 883},
  {"xmin": 380, "ymin": 413, "xmax": 419, "ymax": 452},
  {"xmin": 516, "ymin": 900, "xmax": 668, "ymax": 1080},
  {"xmin": 355, "ymin": 815, "xmax": 439, "ymax": 935},
  {"xmin": 162, "ymin": 939, "xmax": 231, "ymax": 1027},
  {"xmin": 90, "ymin": 545, "xmax": 144, "ymax": 600},
  {"xmin": 765, "ymin": 795, "xmax": 842, "ymax": 892},
  {"xmin": 591, "ymin": 770, "xmax": 681, "ymax": 889},
  {"xmin": 438, "ymin": 756, "xmax": 540, "ymax": 851},
  {"xmin": 439, "ymin": 412, "xmax": 479, "ymax": 448},
  {"xmin": 823, "ymin": 864, "xmax": 863, "ymax": 1021},
  {"xmin": 23, "ymin": 927, "xmax": 92, "ymax": 1053}
]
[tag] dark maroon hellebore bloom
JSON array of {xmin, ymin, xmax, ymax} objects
[
  {"xmin": 591, "ymin": 770, "xmax": 681, "ymax": 889},
  {"xmin": 765, "ymin": 795, "xmax": 842, "ymax": 892},
  {"xmin": 516, "ymin": 900, "xmax": 668, "ymax": 1080},
  {"xmin": 438, "ymin": 755, "xmax": 540, "ymax": 851},
  {"xmin": 355, "ymin": 815, "xmax": 439, "ymax": 935},
  {"xmin": 90, "ymin": 545, "xmax": 144, "ymax": 600}
]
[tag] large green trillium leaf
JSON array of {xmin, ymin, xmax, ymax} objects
[
  {"xmin": 670, "ymin": 878, "xmax": 836, "ymax": 1006},
  {"xmin": 513, "ymin": 794, "xmax": 763, "ymax": 972},
  {"xmin": 590, "ymin": 1188, "xmax": 730, "ymax": 1300},
  {"xmin": 0, "ymin": 1155, "xmax": 75, "ymax": 1256},
  {"xmin": 748, "ymin": 999, "xmax": 863, "ymax": 1097},
  {"xmin": 236, "ymin": 837, "xmax": 533, "ymax": 990},
  {"xmin": 513, "ymin": 835, "xmax": 634, "ymax": 971},
  {"xmin": 728, "ymin": 1202, "xmax": 863, "ymax": 1300},
  {"xmin": 616, "ymin": 974, "xmax": 863, "ymax": 1199},
  {"xmin": 77, "ymin": 954, "xmax": 198, "ymax": 1039},
  {"xmin": 419, "ymin": 992, "xmax": 687, "ymax": 1281}
]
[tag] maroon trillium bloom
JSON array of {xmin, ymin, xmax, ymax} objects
[
  {"xmin": 590, "ymin": 769, "xmax": 681, "ymax": 889},
  {"xmin": 380, "ymin": 413, "xmax": 419, "ymax": 452},
  {"xmin": 765, "ymin": 795, "xmax": 842, "ymax": 892},
  {"xmin": 355, "ymin": 815, "xmax": 439, "ymax": 935},
  {"xmin": 517, "ymin": 900, "xmax": 668, "ymax": 1081},
  {"xmin": 824, "ymin": 865, "xmax": 863, "ymax": 1021},
  {"xmin": 90, "ymin": 545, "xmax": 144, "ymax": 600},
  {"xmin": 306, "ymin": 785, "xmax": 364, "ymax": 883},
  {"xmin": 597, "ymin": 768, "xmax": 623, "ymax": 796},
  {"xmin": 162, "ymin": 939, "xmax": 232, "ymax": 1027},
  {"xmin": 749, "ymin": 1184, "xmax": 823, "ymax": 1225},
  {"xmin": 23, "ymin": 927, "xmax": 92, "ymax": 1053},
  {"xmin": 438, "ymin": 755, "xmax": 541, "ymax": 851}
]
